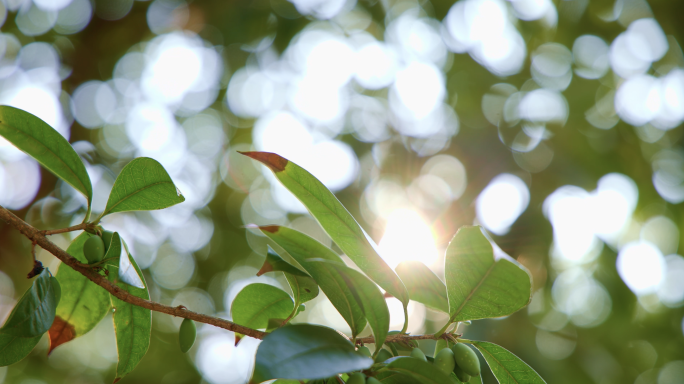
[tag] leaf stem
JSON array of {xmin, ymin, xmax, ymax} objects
[
  {"xmin": 400, "ymin": 303, "xmax": 409, "ymax": 334},
  {"xmin": 41, "ymin": 223, "xmax": 88, "ymax": 236},
  {"xmin": 434, "ymin": 321, "xmax": 453, "ymax": 338}
]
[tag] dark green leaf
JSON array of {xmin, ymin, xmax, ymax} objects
[
  {"xmin": 231, "ymin": 284, "xmax": 294, "ymax": 329},
  {"xmin": 260, "ymin": 226, "xmax": 367, "ymax": 337},
  {"xmin": 466, "ymin": 340, "xmax": 546, "ymax": 384},
  {"xmin": 100, "ymin": 157, "xmax": 185, "ymax": 218},
  {"xmin": 242, "ymin": 152, "xmax": 409, "ymax": 308},
  {"xmin": 0, "ymin": 105, "xmax": 92, "ymax": 205},
  {"xmin": 0, "ymin": 269, "xmax": 57, "ymax": 337},
  {"xmin": 445, "ymin": 226, "xmax": 532, "ymax": 322},
  {"xmin": 383, "ymin": 357, "xmax": 456, "ymax": 384},
  {"xmin": 48, "ymin": 232, "xmax": 111, "ymax": 353},
  {"xmin": 252, "ymin": 323, "xmax": 373, "ymax": 382},
  {"xmin": 309, "ymin": 259, "xmax": 389, "ymax": 350},
  {"xmin": 395, "ymin": 261, "xmax": 448, "ymax": 314},
  {"xmin": 107, "ymin": 236, "xmax": 152, "ymax": 382},
  {"xmin": 0, "ymin": 333, "xmax": 42, "ymax": 366}
]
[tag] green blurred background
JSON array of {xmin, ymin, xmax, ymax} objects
[{"xmin": 1, "ymin": 0, "xmax": 684, "ymax": 383}]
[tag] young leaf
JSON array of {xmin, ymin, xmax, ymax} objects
[
  {"xmin": 0, "ymin": 269, "xmax": 57, "ymax": 337},
  {"xmin": 444, "ymin": 226, "xmax": 532, "ymax": 322},
  {"xmin": 251, "ymin": 323, "xmax": 373, "ymax": 382},
  {"xmin": 231, "ymin": 284, "xmax": 294, "ymax": 329},
  {"xmin": 0, "ymin": 105, "xmax": 92, "ymax": 206},
  {"xmin": 382, "ymin": 357, "xmax": 457, "ymax": 384},
  {"xmin": 48, "ymin": 232, "xmax": 111, "ymax": 353},
  {"xmin": 241, "ymin": 152, "xmax": 409, "ymax": 309},
  {"xmin": 107, "ymin": 237, "xmax": 152, "ymax": 383},
  {"xmin": 100, "ymin": 157, "xmax": 185, "ymax": 218},
  {"xmin": 309, "ymin": 259, "xmax": 389, "ymax": 350},
  {"xmin": 395, "ymin": 261, "xmax": 449, "ymax": 314},
  {"xmin": 257, "ymin": 246, "xmax": 309, "ymax": 277},
  {"xmin": 465, "ymin": 340, "xmax": 546, "ymax": 384},
  {"xmin": 0, "ymin": 333, "xmax": 42, "ymax": 366},
  {"xmin": 260, "ymin": 226, "xmax": 367, "ymax": 337},
  {"xmin": 259, "ymin": 246, "xmax": 319, "ymax": 305}
]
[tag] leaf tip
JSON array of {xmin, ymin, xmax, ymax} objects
[
  {"xmin": 48, "ymin": 316, "xmax": 75, "ymax": 354},
  {"xmin": 259, "ymin": 225, "xmax": 280, "ymax": 233},
  {"xmin": 235, "ymin": 333, "xmax": 243, "ymax": 346},
  {"xmin": 256, "ymin": 261, "xmax": 274, "ymax": 276},
  {"xmin": 238, "ymin": 151, "xmax": 288, "ymax": 172}
]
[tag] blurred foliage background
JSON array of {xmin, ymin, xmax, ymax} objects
[{"xmin": 1, "ymin": 0, "xmax": 684, "ymax": 383}]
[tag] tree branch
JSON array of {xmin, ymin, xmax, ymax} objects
[
  {"xmin": 0, "ymin": 205, "xmax": 267, "ymax": 340},
  {"xmin": 0, "ymin": 204, "xmax": 449, "ymax": 345}
]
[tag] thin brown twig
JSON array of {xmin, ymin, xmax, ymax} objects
[
  {"xmin": 0, "ymin": 204, "xmax": 450, "ymax": 345},
  {"xmin": 41, "ymin": 223, "xmax": 88, "ymax": 236}
]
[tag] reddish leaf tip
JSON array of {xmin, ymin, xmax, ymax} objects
[
  {"xmin": 259, "ymin": 225, "xmax": 280, "ymax": 233},
  {"xmin": 238, "ymin": 151, "xmax": 288, "ymax": 172},
  {"xmin": 257, "ymin": 261, "xmax": 274, "ymax": 277},
  {"xmin": 48, "ymin": 316, "xmax": 76, "ymax": 355},
  {"xmin": 235, "ymin": 334, "xmax": 243, "ymax": 346}
]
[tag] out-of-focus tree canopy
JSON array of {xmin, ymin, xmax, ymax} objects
[{"xmin": 1, "ymin": 0, "xmax": 684, "ymax": 383}]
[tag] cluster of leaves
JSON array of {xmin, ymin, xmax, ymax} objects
[
  {"xmin": 234, "ymin": 151, "xmax": 545, "ymax": 383},
  {"xmin": 0, "ymin": 106, "xmax": 185, "ymax": 382},
  {"xmin": 0, "ymin": 106, "xmax": 545, "ymax": 383}
]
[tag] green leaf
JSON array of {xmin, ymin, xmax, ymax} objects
[
  {"xmin": 0, "ymin": 269, "xmax": 57, "ymax": 337},
  {"xmin": 395, "ymin": 261, "xmax": 449, "ymax": 314},
  {"xmin": 465, "ymin": 340, "xmax": 546, "ymax": 384},
  {"xmin": 260, "ymin": 226, "xmax": 367, "ymax": 338},
  {"xmin": 285, "ymin": 274, "xmax": 319, "ymax": 305},
  {"xmin": 258, "ymin": 246, "xmax": 319, "ymax": 305},
  {"xmin": 106, "ymin": 235, "xmax": 151, "ymax": 382},
  {"xmin": 100, "ymin": 157, "xmax": 185, "ymax": 218},
  {"xmin": 383, "ymin": 357, "xmax": 456, "ymax": 384},
  {"xmin": 241, "ymin": 152, "xmax": 409, "ymax": 308},
  {"xmin": 444, "ymin": 226, "xmax": 532, "ymax": 322},
  {"xmin": 0, "ymin": 105, "xmax": 92, "ymax": 206},
  {"xmin": 375, "ymin": 370, "xmax": 421, "ymax": 384},
  {"xmin": 252, "ymin": 323, "xmax": 373, "ymax": 382},
  {"xmin": 48, "ymin": 232, "xmax": 111, "ymax": 353},
  {"xmin": 309, "ymin": 259, "xmax": 389, "ymax": 350},
  {"xmin": 231, "ymin": 284, "xmax": 294, "ymax": 330},
  {"xmin": 0, "ymin": 333, "xmax": 42, "ymax": 366},
  {"xmin": 258, "ymin": 246, "xmax": 310, "ymax": 277}
]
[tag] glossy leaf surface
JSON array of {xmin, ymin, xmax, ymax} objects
[
  {"xmin": 106, "ymin": 235, "xmax": 152, "ymax": 382},
  {"xmin": 48, "ymin": 232, "xmax": 111, "ymax": 353},
  {"xmin": 242, "ymin": 152, "xmax": 408, "ymax": 306},
  {"xmin": 445, "ymin": 226, "xmax": 531, "ymax": 322},
  {"xmin": 395, "ymin": 261, "xmax": 449, "ymax": 314},
  {"xmin": 260, "ymin": 226, "xmax": 367, "ymax": 337},
  {"xmin": 0, "ymin": 333, "xmax": 42, "ymax": 366},
  {"xmin": 231, "ymin": 283, "xmax": 294, "ymax": 329},
  {"xmin": 0, "ymin": 269, "xmax": 57, "ymax": 337},
  {"xmin": 466, "ymin": 340, "xmax": 546, "ymax": 384},
  {"xmin": 0, "ymin": 105, "xmax": 92, "ymax": 204},
  {"xmin": 383, "ymin": 357, "xmax": 456, "ymax": 384},
  {"xmin": 101, "ymin": 157, "xmax": 185, "ymax": 217},
  {"xmin": 309, "ymin": 259, "xmax": 389, "ymax": 349},
  {"xmin": 252, "ymin": 324, "xmax": 373, "ymax": 382}
]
